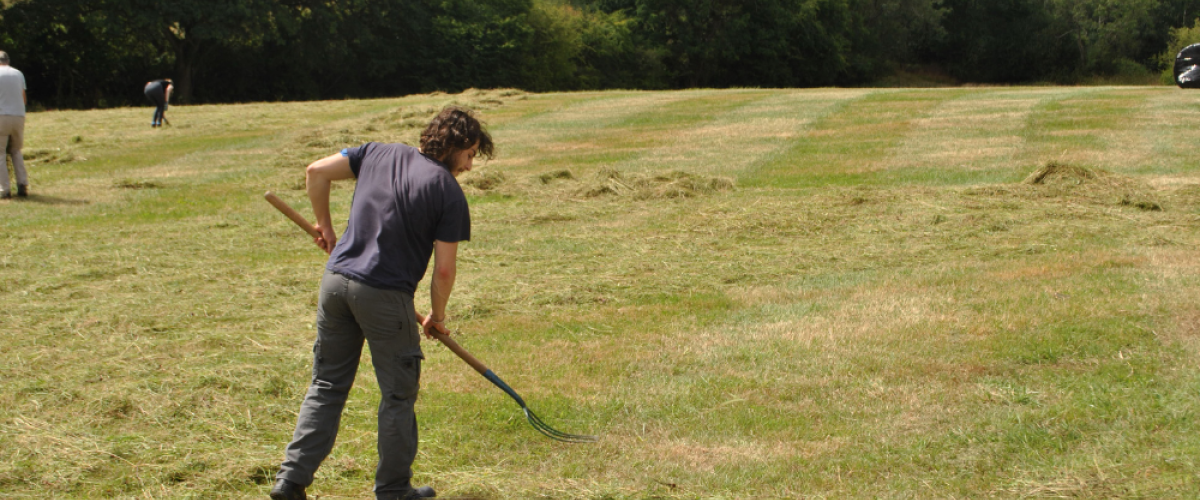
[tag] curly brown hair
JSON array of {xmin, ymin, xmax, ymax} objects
[{"xmin": 420, "ymin": 106, "xmax": 495, "ymax": 164}]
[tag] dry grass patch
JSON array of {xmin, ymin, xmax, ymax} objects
[
  {"xmin": 490, "ymin": 91, "xmax": 695, "ymax": 148},
  {"xmin": 1146, "ymin": 174, "xmax": 1200, "ymax": 188},
  {"xmin": 984, "ymin": 261, "xmax": 1083, "ymax": 282},
  {"xmin": 643, "ymin": 438, "xmax": 802, "ymax": 473},
  {"xmin": 632, "ymin": 91, "xmax": 858, "ymax": 177},
  {"xmin": 1166, "ymin": 306, "xmax": 1200, "ymax": 355},
  {"xmin": 1142, "ymin": 247, "xmax": 1200, "ymax": 358},
  {"xmin": 887, "ymin": 89, "xmax": 1065, "ymax": 172}
]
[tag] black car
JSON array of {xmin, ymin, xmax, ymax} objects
[{"xmin": 1174, "ymin": 43, "xmax": 1200, "ymax": 88}]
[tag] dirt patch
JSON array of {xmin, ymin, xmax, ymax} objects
[
  {"xmin": 538, "ymin": 169, "xmax": 575, "ymax": 184},
  {"xmin": 114, "ymin": 179, "xmax": 162, "ymax": 190}
]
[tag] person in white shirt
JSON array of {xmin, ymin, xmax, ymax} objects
[{"xmin": 0, "ymin": 51, "xmax": 27, "ymax": 199}]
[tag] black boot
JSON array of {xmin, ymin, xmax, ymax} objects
[
  {"xmin": 404, "ymin": 486, "xmax": 436, "ymax": 499},
  {"xmin": 16, "ymin": 184, "xmax": 26, "ymax": 197},
  {"xmin": 269, "ymin": 478, "xmax": 307, "ymax": 500},
  {"xmin": 382, "ymin": 485, "xmax": 436, "ymax": 500}
]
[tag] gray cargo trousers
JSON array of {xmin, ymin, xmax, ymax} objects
[{"xmin": 277, "ymin": 270, "xmax": 424, "ymax": 500}]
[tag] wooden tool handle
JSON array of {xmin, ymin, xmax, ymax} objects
[
  {"xmin": 265, "ymin": 191, "xmax": 322, "ymax": 240},
  {"xmin": 430, "ymin": 330, "xmax": 490, "ymax": 375},
  {"xmin": 415, "ymin": 313, "xmax": 489, "ymax": 376},
  {"xmin": 264, "ymin": 192, "xmax": 490, "ymax": 377}
]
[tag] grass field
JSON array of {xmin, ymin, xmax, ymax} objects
[{"xmin": 2, "ymin": 86, "xmax": 1199, "ymax": 499}]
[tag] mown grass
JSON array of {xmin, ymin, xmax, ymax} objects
[{"xmin": 2, "ymin": 86, "xmax": 1200, "ymax": 499}]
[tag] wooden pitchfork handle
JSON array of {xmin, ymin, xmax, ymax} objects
[
  {"xmin": 264, "ymin": 192, "xmax": 323, "ymax": 240},
  {"xmin": 262, "ymin": 191, "xmax": 488, "ymax": 373}
]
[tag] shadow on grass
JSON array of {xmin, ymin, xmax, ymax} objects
[{"xmin": 7, "ymin": 194, "xmax": 90, "ymax": 205}]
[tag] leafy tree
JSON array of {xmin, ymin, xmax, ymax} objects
[
  {"xmin": 193, "ymin": 0, "xmax": 361, "ymax": 102},
  {"xmin": 1141, "ymin": 0, "xmax": 1200, "ymax": 70},
  {"xmin": 630, "ymin": 0, "xmax": 865, "ymax": 88},
  {"xmin": 573, "ymin": 5, "xmax": 667, "ymax": 88},
  {"xmin": 847, "ymin": 0, "xmax": 946, "ymax": 67},
  {"xmin": 1044, "ymin": 0, "xmax": 1161, "ymax": 76},
  {"xmin": 13, "ymin": 0, "xmax": 1200, "ymax": 108},
  {"xmin": 934, "ymin": 0, "xmax": 1064, "ymax": 82},
  {"xmin": 102, "ymin": 0, "xmax": 287, "ymax": 102},
  {"xmin": 0, "ymin": 0, "xmax": 163, "ymax": 108}
]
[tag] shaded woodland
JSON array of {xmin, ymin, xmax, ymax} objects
[{"xmin": 4, "ymin": 0, "xmax": 1200, "ymax": 108}]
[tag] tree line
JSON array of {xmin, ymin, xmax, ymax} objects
[{"xmin": 2, "ymin": 0, "xmax": 1200, "ymax": 109}]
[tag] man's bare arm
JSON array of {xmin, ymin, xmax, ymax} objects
[
  {"xmin": 305, "ymin": 153, "xmax": 354, "ymax": 253},
  {"xmin": 423, "ymin": 240, "xmax": 458, "ymax": 337}
]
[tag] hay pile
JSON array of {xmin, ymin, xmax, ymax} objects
[
  {"xmin": 271, "ymin": 88, "xmax": 526, "ymax": 189},
  {"xmin": 579, "ymin": 167, "xmax": 736, "ymax": 200},
  {"xmin": 461, "ymin": 170, "xmax": 506, "ymax": 191},
  {"xmin": 1022, "ymin": 162, "xmax": 1098, "ymax": 185},
  {"xmin": 22, "ymin": 147, "xmax": 80, "ymax": 165},
  {"xmin": 459, "ymin": 166, "xmax": 735, "ymax": 201},
  {"xmin": 1022, "ymin": 161, "xmax": 1162, "ymax": 211}
]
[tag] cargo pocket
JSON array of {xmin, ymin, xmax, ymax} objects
[
  {"xmin": 390, "ymin": 355, "xmax": 422, "ymax": 402},
  {"xmin": 389, "ymin": 292, "xmax": 421, "ymax": 345},
  {"xmin": 311, "ymin": 338, "xmax": 323, "ymax": 381}
]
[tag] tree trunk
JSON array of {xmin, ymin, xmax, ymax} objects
[
  {"xmin": 173, "ymin": 56, "xmax": 194, "ymax": 104},
  {"xmin": 168, "ymin": 29, "xmax": 203, "ymax": 104}
]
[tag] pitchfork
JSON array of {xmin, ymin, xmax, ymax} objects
[
  {"xmin": 265, "ymin": 191, "xmax": 597, "ymax": 443},
  {"xmin": 414, "ymin": 313, "xmax": 598, "ymax": 443}
]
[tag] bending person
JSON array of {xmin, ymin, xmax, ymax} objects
[
  {"xmin": 271, "ymin": 106, "xmax": 494, "ymax": 500},
  {"xmin": 143, "ymin": 78, "xmax": 172, "ymax": 127}
]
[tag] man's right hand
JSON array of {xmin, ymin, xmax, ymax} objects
[
  {"xmin": 313, "ymin": 223, "xmax": 337, "ymax": 254},
  {"xmin": 417, "ymin": 312, "xmax": 451, "ymax": 340}
]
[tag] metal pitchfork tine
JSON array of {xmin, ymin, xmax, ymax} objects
[
  {"xmin": 484, "ymin": 368, "xmax": 599, "ymax": 443},
  {"xmin": 424, "ymin": 323, "xmax": 599, "ymax": 443},
  {"xmin": 263, "ymin": 192, "xmax": 598, "ymax": 443}
]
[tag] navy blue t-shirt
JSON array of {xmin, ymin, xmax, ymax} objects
[
  {"xmin": 144, "ymin": 80, "xmax": 168, "ymax": 102},
  {"xmin": 326, "ymin": 142, "xmax": 471, "ymax": 294}
]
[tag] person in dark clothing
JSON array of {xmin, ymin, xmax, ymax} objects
[
  {"xmin": 270, "ymin": 106, "xmax": 495, "ymax": 500},
  {"xmin": 143, "ymin": 79, "xmax": 172, "ymax": 127}
]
